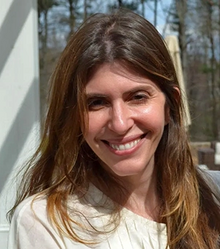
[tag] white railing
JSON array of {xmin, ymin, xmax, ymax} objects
[{"xmin": 0, "ymin": 0, "xmax": 39, "ymax": 248}]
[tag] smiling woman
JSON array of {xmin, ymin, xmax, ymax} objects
[
  {"xmin": 85, "ymin": 63, "xmax": 167, "ymax": 181},
  {"xmin": 7, "ymin": 9, "xmax": 220, "ymax": 249}
]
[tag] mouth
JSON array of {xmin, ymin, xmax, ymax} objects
[{"xmin": 102, "ymin": 134, "xmax": 146, "ymax": 151}]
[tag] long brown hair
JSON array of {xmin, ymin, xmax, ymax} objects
[{"xmin": 9, "ymin": 9, "xmax": 220, "ymax": 248}]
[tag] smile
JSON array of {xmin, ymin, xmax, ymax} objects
[
  {"xmin": 103, "ymin": 134, "xmax": 146, "ymax": 151},
  {"xmin": 109, "ymin": 138, "xmax": 141, "ymax": 151}
]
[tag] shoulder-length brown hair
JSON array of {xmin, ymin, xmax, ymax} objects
[{"xmin": 9, "ymin": 9, "xmax": 220, "ymax": 249}]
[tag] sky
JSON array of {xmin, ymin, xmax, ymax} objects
[{"xmin": 144, "ymin": 0, "xmax": 173, "ymax": 36}]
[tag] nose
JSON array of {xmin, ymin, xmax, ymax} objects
[{"xmin": 108, "ymin": 101, "xmax": 134, "ymax": 134}]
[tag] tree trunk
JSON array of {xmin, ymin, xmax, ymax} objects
[
  {"xmin": 207, "ymin": 2, "xmax": 218, "ymax": 139},
  {"xmin": 68, "ymin": 0, "xmax": 75, "ymax": 35},
  {"xmin": 118, "ymin": 0, "xmax": 123, "ymax": 7},
  {"xmin": 140, "ymin": 0, "xmax": 145, "ymax": 17},
  {"xmin": 84, "ymin": 0, "xmax": 88, "ymax": 21},
  {"xmin": 154, "ymin": 0, "xmax": 158, "ymax": 27},
  {"xmin": 175, "ymin": 0, "xmax": 188, "ymax": 87}
]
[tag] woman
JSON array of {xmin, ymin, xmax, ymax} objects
[{"xmin": 8, "ymin": 9, "xmax": 220, "ymax": 249}]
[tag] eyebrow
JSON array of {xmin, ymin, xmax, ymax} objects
[
  {"xmin": 85, "ymin": 85, "xmax": 158, "ymax": 99},
  {"xmin": 85, "ymin": 93, "xmax": 108, "ymax": 99}
]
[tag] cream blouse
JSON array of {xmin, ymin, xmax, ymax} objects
[{"xmin": 8, "ymin": 184, "xmax": 167, "ymax": 249}]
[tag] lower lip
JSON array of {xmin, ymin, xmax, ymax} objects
[{"xmin": 105, "ymin": 136, "xmax": 146, "ymax": 156}]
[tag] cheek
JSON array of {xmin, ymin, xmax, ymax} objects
[
  {"xmin": 84, "ymin": 113, "xmax": 103, "ymax": 141},
  {"xmin": 140, "ymin": 104, "xmax": 167, "ymax": 127}
]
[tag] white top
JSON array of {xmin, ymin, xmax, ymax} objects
[{"xmin": 8, "ymin": 184, "xmax": 167, "ymax": 249}]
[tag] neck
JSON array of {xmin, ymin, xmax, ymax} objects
[
  {"xmin": 91, "ymin": 162, "xmax": 161, "ymax": 221},
  {"xmin": 121, "ymin": 170, "xmax": 161, "ymax": 221}
]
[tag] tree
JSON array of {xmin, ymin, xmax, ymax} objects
[
  {"xmin": 38, "ymin": 0, "xmax": 60, "ymax": 130},
  {"xmin": 38, "ymin": 0, "xmax": 59, "ymax": 67},
  {"xmin": 37, "ymin": 0, "xmax": 220, "ymax": 141},
  {"xmin": 194, "ymin": 0, "xmax": 220, "ymax": 140},
  {"xmin": 108, "ymin": 0, "xmax": 139, "ymax": 12},
  {"xmin": 168, "ymin": 0, "xmax": 189, "ymax": 82}
]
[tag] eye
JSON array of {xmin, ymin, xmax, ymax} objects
[
  {"xmin": 130, "ymin": 92, "xmax": 149, "ymax": 103},
  {"xmin": 87, "ymin": 98, "xmax": 108, "ymax": 111}
]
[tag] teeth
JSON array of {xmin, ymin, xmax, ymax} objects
[{"xmin": 109, "ymin": 138, "xmax": 141, "ymax": 151}]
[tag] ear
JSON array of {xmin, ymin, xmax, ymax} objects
[
  {"xmin": 164, "ymin": 86, "xmax": 180, "ymax": 125},
  {"xmin": 173, "ymin": 86, "xmax": 181, "ymax": 103},
  {"xmin": 165, "ymin": 104, "xmax": 170, "ymax": 125}
]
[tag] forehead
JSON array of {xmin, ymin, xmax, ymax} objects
[{"xmin": 86, "ymin": 63, "xmax": 162, "ymax": 92}]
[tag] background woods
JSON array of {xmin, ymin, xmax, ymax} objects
[{"xmin": 38, "ymin": 0, "xmax": 220, "ymax": 142}]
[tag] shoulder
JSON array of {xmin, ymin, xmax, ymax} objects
[
  {"xmin": 200, "ymin": 169, "xmax": 220, "ymax": 196},
  {"xmin": 8, "ymin": 195, "xmax": 66, "ymax": 249},
  {"xmin": 202, "ymin": 170, "xmax": 220, "ymax": 187},
  {"xmin": 11, "ymin": 195, "xmax": 48, "ymax": 230},
  {"xmin": 15, "ymin": 194, "xmax": 46, "ymax": 216},
  {"xmin": 206, "ymin": 170, "xmax": 220, "ymax": 188},
  {"xmin": 8, "ymin": 189, "xmax": 112, "ymax": 249}
]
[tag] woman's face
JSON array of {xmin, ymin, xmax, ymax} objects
[{"xmin": 84, "ymin": 63, "xmax": 169, "ymax": 182}]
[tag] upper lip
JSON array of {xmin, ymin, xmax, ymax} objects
[{"xmin": 102, "ymin": 133, "xmax": 146, "ymax": 145}]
